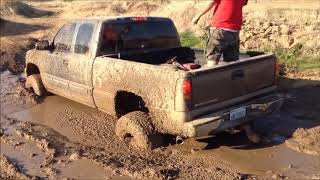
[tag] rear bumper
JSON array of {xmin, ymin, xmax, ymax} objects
[{"xmin": 182, "ymin": 93, "xmax": 285, "ymax": 137}]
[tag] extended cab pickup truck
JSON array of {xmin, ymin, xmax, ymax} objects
[{"xmin": 25, "ymin": 16, "xmax": 284, "ymax": 149}]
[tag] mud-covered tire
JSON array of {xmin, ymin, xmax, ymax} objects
[
  {"xmin": 25, "ymin": 74, "xmax": 46, "ymax": 97},
  {"xmin": 115, "ymin": 111, "xmax": 154, "ymax": 150}
]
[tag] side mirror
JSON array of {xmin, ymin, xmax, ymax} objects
[{"xmin": 35, "ymin": 40, "xmax": 52, "ymax": 50}]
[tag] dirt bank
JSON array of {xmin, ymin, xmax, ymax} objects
[
  {"xmin": 286, "ymin": 127, "xmax": 320, "ymax": 156},
  {"xmin": 0, "ymin": 1, "xmax": 57, "ymax": 73},
  {"xmin": 0, "ymin": 154, "xmax": 30, "ymax": 180},
  {"xmin": 0, "ymin": 0, "xmax": 54, "ymax": 18},
  {"xmin": 1, "ymin": 0, "xmax": 319, "ymax": 76}
]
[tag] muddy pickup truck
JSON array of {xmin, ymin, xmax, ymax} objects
[{"xmin": 25, "ymin": 16, "xmax": 284, "ymax": 149}]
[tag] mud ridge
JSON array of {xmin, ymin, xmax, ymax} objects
[
  {"xmin": 0, "ymin": 1, "xmax": 54, "ymax": 18},
  {"xmin": 286, "ymin": 127, "xmax": 320, "ymax": 156},
  {"xmin": 0, "ymin": 154, "xmax": 30, "ymax": 180}
]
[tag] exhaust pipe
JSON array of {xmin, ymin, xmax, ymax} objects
[{"xmin": 176, "ymin": 136, "xmax": 184, "ymax": 144}]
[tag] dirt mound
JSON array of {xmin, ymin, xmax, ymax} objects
[
  {"xmin": 240, "ymin": 13, "xmax": 320, "ymax": 54},
  {"xmin": 0, "ymin": 37, "xmax": 38, "ymax": 74},
  {"xmin": 286, "ymin": 127, "xmax": 320, "ymax": 156},
  {"xmin": 0, "ymin": 0, "xmax": 53, "ymax": 18},
  {"xmin": 61, "ymin": 1, "xmax": 162, "ymax": 19}
]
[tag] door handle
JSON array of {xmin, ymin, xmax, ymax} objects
[{"xmin": 62, "ymin": 59, "xmax": 68, "ymax": 65}]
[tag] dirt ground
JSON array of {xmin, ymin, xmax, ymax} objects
[{"xmin": 1, "ymin": 1, "xmax": 320, "ymax": 180}]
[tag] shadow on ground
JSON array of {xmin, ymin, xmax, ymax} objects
[
  {"xmin": 1, "ymin": 1, "xmax": 54, "ymax": 18},
  {"xmin": 0, "ymin": 18, "xmax": 49, "ymax": 36}
]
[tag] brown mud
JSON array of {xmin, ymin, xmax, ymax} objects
[
  {"xmin": 2, "ymin": 71, "xmax": 320, "ymax": 179},
  {"xmin": 286, "ymin": 127, "xmax": 320, "ymax": 156}
]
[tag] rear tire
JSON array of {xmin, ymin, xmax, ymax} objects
[
  {"xmin": 25, "ymin": 74, "xmax": 46, "ymax": 97},
  {"xmin": 115, "ymin": 111, "xmax": 154, "ymax": 150}
]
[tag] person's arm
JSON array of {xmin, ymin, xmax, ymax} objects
[{"xmin": 192, "ymin": 1, "xmax": 215, "ymax": 25}]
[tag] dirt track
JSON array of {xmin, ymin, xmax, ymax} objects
[
  {"xmin": 1, "ymin": 71, "xmax": 320, "ymax": 180},
  {"xmin": 1, "ymin": 1, "xmax": 320, "ymax": 180}
]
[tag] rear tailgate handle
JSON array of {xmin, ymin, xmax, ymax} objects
[{"xmin": 231, "ymin": 69, "xmax": 245, "ymax": 80}]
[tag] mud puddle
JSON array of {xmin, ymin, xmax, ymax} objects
[
  {"xmin": 167, "ymin": 131, "xmax": 320, "ymax": 179},
  {"xmin": 9, "ymin": 95, "xmax": 95, "ymax": 144},
  {"xmin": 0, "ymin": 141, "xmax": 111, "ymax": 179},
  {"xmin": 3, "ymin": 88, "xmax": 320, "ymax": 179},
  {"xmin": 2, "ymin": 95, "xmax": 131, "ymax": 179},
  {"xmin": 4, "ymin": 95, "xmax": 244, "ymax": 179}
]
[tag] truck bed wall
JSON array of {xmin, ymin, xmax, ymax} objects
[
  {"xmin": 92, "ymin": 56, "xmax": 188, "ymax": 135},
  {"xmin": 116, "ymin": 47, "xmax": 195, "ymax": 65}
]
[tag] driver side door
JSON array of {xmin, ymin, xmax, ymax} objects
[{"xmin": 42, "ymin": 22, "xmax": 76, "ymax": 99}]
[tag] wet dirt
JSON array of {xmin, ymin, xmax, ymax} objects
[
  {"xmin": 286, "ymin": 127, "xmax": 320, "ymax": 156},
  {"xmin": 179, "ymin": 134, "xmax": 320, "ymax": 179},
  {"xmin": 2, "ymin": 80, "xmax": 320, "ymax": 179},
  {"xmin": 10, "ymin": 95, "xmax": 112, "ymax": 147}
]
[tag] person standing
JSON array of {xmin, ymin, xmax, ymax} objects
[{"xmin": 193, "ymin": 0, "xmax": 248, "ymax": 65}]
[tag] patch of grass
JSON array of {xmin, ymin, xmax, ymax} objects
[
  {"xmin": 266, "ymin": 44, "xmax": 320, "ymax": 71},
  {"xmin": 39, "ymin": 15, "xmax": 50, "ymax": 18},
  {"xmin": 179, "ymin": 31, "xmax": 204, "ymax": 49},
  {"xmin": 179, "ymin": 32, "xmax": 320, "ymax": 71}
]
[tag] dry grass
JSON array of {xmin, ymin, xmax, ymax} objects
[
  {"xmin": 246, "ymin": 1, "xmax": 320, "ymax": 28},
  {"xmin": 1, "ymin": 0, "xmax": 319, "ymax": 73}
]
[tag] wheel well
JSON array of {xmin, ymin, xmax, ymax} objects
[
  {"xmin": 26, "ymin": 63, "xmax": 40, "ymax": 76},
  {"xmin": 115, "ymin": 91, "xmax": 149, "ymax": 118}
]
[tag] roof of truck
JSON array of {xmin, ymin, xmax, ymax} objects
[{"xmin": 75, "ymin": 16, "xmax": 171, "ymax": 22}]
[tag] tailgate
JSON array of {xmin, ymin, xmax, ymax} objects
[{"xmin": 190, "ymin": 54, "xmax": 276, "ymax": 109}]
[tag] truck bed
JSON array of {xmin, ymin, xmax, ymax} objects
[
  {"xmin": 193, "ymin": 49, "xmax": 264, "ymax": 66},
  {"xmin": 111, "ymin": 47, "xmax": 276, "ymax": 116}
]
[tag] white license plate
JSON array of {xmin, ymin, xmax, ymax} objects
[{"xmin": 230, "ymin": 107, "xmax": 246, "ymax": 121}]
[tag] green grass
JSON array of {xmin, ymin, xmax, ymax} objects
[
  {"xmin": 179, "ymin": 31, "xmax": 320, "ymax": 71},
  {"xmin": 265, "ymin": 43, "xmax": 320, "ymax": 71},
  {"xmin": 179, "ymin": 31, "xmax": 205, "ymax": 49}
]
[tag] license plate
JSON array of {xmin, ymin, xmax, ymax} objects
[{"xmin": 230, "ymin": 107, "xmax": 246, "ymax": 121}]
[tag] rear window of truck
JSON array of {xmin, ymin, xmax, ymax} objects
[{"xmin": 99, "ymin": 20, "xmax": 180, "ymax": 55}]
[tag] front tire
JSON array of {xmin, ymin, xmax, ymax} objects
[
  {"xmin": 25, "ymin": 74, "xmax": 46, "ymax": 97},
  {"xmin": 115, "ymin": 111, "xmax": 154, "ymax": 150}
]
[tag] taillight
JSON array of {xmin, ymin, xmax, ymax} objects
[
  {"xmin": 274, "ymin": 59, "xmax": 280, "ymax": 85},
  {"xmin": 131, "ymin": 17, "xmax": 147, "ymax": 21},
  {"xmin": 275, "ymin": 60, "xmax": 280, "ymax": 76},
  {"xmin": 182, "ymin": 79, "xmax": 192, "ymax": 101}
]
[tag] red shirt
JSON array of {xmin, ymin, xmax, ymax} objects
[{"xmin": 211, "ymin": 0, "xmax": 248, "ymax": 31}]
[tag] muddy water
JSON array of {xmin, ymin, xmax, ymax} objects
[
  {"xmin": 199, "ymin": 138, "xmax": 320, "ymax": 176},
  {"xmin": 7, "ymin": 95, "xmax": 320, "ymax": 179},
  {"xmin": 167, "ymin": 132, "xmax": 320, "ymax": 178},
  {"xmin": 10, "ymin": 96, "xmax": 98, "ymax": 144},
  {"xmin": 4, "ymin": 95, "xmax": 133, "ymax": 179},
  {"xmin": 1, "ymin": 141, "xmax": 110, "ymax": 179}
]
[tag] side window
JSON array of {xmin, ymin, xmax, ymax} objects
[
  {"xmin": 53, "ymin": 23, "xmax": 76, "ymax": 52},
  {"xmin": 74, "ymin": 23, "xmax": 95, "ymax": 55},
  {"xmin": 100, "ymin": 24, "xmax": 119, "ymax": 54}
]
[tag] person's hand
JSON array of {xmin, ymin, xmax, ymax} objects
[{"xmin": 192, "ymin": 16, "xmax": 201, "ymax": 25}]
